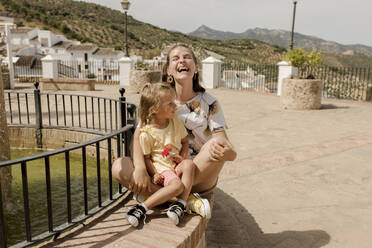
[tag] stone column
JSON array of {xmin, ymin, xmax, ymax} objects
[
  {"xmin": 277, "ymin": 61, "xmax": 298, "ymax": 96},
  {"xmin": 41, "ymin": 55, "xmax": 58, "ymax": 79},
  {"xmin": 0, "ymin": 67, "xmax": 12, "ymax": 202},
  {"xmin": 119, "ymin": 57, "xmax": 132, "ymax": 87},
  {"xmin": 202, "ymin": 56, "xmax": 222, "ymax": 89},
  {"xmin": 5, "ymin": 24, "xmax": 15, "ymax": 89}
]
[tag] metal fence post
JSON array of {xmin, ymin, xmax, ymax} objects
[
  {"xmin": 34, "ymin": 82, "xmax": 43, "ymax": 148},
  {"xmin": 119, "ymin": 88, "xmax": 129, "ymax": 157},
  {"xmin": 0, "ymin": 182, "xmax": 7, "ymax": 248}
]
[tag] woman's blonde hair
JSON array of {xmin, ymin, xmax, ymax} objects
[{"xmin": 139, "ymin": 83, "xmax": 176, "ymax": 127}]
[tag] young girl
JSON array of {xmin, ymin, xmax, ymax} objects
[{"xmin": 126, "ymin": 83, "xmax": 196, "ymax": 227}]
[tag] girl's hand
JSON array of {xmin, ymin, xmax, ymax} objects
[
  {"xmin": 152, "ymin": 173, "xmax": 164, "ymax": 185},
  {"xmin": 172, "ymin": 155, "xmax": 184, "ymax": 164},
  {"xmin": 130, "ymin": 168, "xmax": 152, "ymax": 195}
]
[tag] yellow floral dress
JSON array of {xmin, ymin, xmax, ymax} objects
[{"xmin": 139, "ymin": 117, "xmax": 188, "ymax": 173}]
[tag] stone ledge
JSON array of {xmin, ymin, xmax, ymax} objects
[
  {"xmin": 40, "ymin": 78, "xmax": 95, "ymax": 91},
  {"xmin": 37, "ymin": 191, "xmax": 213, "ymax": 248}
]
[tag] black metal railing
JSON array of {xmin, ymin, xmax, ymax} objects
[
  {"xmin": 0, "ymin": 126, "xmax": 132, "ymax": 248},
  {"xmin": 221, "ymin": 62, "xmax": 372, "ymax": 101},
  {"xmin": 221, "ymin": 63, "xmax": 278, "ymax": 93},
  {"xmin": 0, "ymin": 84, "xmax": 137, "ymax": 247},
  {"xmin": 299, "ymin": 66, "xmax": 372, "ymax": 101},
  {"xmin": 4, "ymin": 83, "xmax": 136, "ymax": 134}
]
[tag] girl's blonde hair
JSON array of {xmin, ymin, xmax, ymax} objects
[{"xmin": 139, "ymin": 83, "xmax": 176, "ymax": 127}]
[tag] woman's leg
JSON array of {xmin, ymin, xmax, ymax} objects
[
  {"xmin": 192, "ymin": 137, "xmax": 233, "ymax": 193},
  {"xmin": 111, "ymin": 157, "xmax": 161, "ymax": 194}
]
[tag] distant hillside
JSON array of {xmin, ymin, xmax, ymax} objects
[
  {"xmin": 1, "ymin": 0, "xmax": 371, "ymax": 67},
  {"xmin": 190, "ymin": 25, "xmax": 372, "ymax": 58}
]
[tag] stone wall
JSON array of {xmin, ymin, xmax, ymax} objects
[
  {"xmin": 9, "ymin": 127, "xmax": 121, "ymax": 161},
  {"xmin": 40, "ymin": 78, "xmax": 95, "ymax": 91},
  {"xmin": 129, "ymin": 70, "xmax": 162, "ymax": 93},
  {"xmin": 0, "ymin": 67, "xmax": 12, "ymax": 202}
]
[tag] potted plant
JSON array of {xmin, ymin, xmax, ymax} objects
[{"xmin": 281, "ymin": 48, "xmax": 323, "ymax": 110}]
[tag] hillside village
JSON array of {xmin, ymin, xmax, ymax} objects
[{"xmin": 0, "ymin": 17, "xmax": 168, "ymax": 82}]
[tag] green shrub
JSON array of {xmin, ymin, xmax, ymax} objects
[
  {"xmin": 87, "ymin": 73, "xmax": 96, "ymax": 79},
  {"xmin": 285, "ymin": 48, "xmax": 322, "ymax": 79}
]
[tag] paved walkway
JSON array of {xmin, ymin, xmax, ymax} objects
[{"xmin": 13, "ymin": 83, "xmax": 372, "ymax": 247}]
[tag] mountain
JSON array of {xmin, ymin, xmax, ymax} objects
[
  {"xmin": 1, "ymin": 0, "xmax": 371, "ymax": 67},
  {"xmin": 189, "ymin": 25, "xmax": 372, "ymax": 57}
]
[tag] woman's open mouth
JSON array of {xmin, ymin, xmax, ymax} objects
[{"xmin": 177, "ymin": 67, "xmax": 189, "ymax": 73}]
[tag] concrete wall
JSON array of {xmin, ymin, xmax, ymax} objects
[{"xmin": 9, "ymin": 127, "xmax": 121, "ymax": 161}]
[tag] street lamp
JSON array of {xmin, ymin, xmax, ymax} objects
[
  {"xmin": 289, "ymin": 0, "xmax": 298, "ymax": 50},
  {"xmin": 121, "ymin": 0, "xmax": 131, "ymax": 57}
]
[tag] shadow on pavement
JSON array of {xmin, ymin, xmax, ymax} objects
[
  {"xmin": 320, "ymin": 104, "xmax": 349, "ymax": 110},
  {"xmin": 39, "ymin": 195, "xmax": 136, "ymax": 248},
  {"xmin": 206, "ymin": 188, "xmax": 330, "ymax": 248}
]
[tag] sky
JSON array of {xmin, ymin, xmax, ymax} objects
[{"xmin": 78, "ymin": 0, "xmax": 372, "ymax": 47}]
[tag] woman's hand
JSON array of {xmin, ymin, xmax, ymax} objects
[
  {"xmin": 208, "ymin": 139, "xmax": 226, "ymax": 161},
  {"xmin": 209, "ymin": 131, "xmax": 237, "ymax": 162},
  {"xmin": 129, "ymin": 167, "xmax": 152, "ymax": 195},
  {"xmin": 152, "ymin": 173, "xmax": 164, "ymax": 185}
]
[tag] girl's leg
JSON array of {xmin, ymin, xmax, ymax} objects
[
  {"xmin": 143, "ymin": 178, "xmax": 184, "ymax": 209},
  {"xmin": 111, "ymin": 157, "xmax": 161, "ymax": 194},
  {"xmin": 175, "ymin": 160, "xmax": 195, "ymax": 201}
]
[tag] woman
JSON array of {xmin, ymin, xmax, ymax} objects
[{"xmin": 112, "ymin": 44, "xmax": 236, "ymax": 214}]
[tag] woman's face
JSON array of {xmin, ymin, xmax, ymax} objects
[{"xmin": 167, "ymin": 46, "xmax": 198, "ymax": 83}]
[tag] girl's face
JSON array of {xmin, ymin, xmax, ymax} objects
[
  {"xmin": 154, "ymin": 92, "xmax": 177, "ymax": 120},
  {"xmin": 167, "ymin": 46, "xmax": 198, "ymax": 83}
]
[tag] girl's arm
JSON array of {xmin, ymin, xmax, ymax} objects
[
  {"xmin": 179, "ymin": 136, "xmax": 189, "ymax": 160},
  {"xmin": 144, "ymin": 154, "xmax": 164, "ymax": 185},
  {"xmin": 173, "ymin": 136, "xmax": 188, "ymax": 164},
  {"xmin": 144, "ymin": 154, "xmax": 157, "ymax": 177},
  {"xmin": 131, "ymin": 128, "xmax": 152, "ymax": 194}
]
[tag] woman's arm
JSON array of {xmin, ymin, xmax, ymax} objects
[{"xmin": 130, "ymin": 128, "xmax": 152, "ymax": 194}]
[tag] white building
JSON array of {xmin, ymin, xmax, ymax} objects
[{"xmin": 1, "ymin": 22, "xmax": 125, "ymax": 82}]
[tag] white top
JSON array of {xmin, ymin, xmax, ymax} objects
[{"xmin": 176, "ymin": 92, "xmax": 227, "ymax": 156}]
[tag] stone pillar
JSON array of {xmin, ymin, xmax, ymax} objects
[
  {"xmin": 1, "ymin": 66, "xmax": 10, "ymax": 89},
  {"xmin": 277, "ymin": 61, "xmax": 298, "ymax": 96},
  {"xmin": 5, "ymin": 24, "xmax": 15, "ymax": 89},
  {"xmin": 0, "ymin": 67, "xmax": 12, "ymax": 202},
  {"xmin": 41, "ymin": 55, "xmax": 58, "ymax": 79},
  {"xmin": 202, "ymin": 56, "xmax": 222, "ymax": 89},
  {"xmin": 119, "ymin": 57, "xmax": 132, "ymax": 87}
]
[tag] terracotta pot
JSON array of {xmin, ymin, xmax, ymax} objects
[{"xmin": 281, "ymin": 78, "xmax": 322, "ymax": 110}]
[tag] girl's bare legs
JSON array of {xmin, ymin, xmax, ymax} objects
[
  {"xmin": 143, "ymin": 179, "xmax": 184, "ymax": 209},
  {"xmin": 112, "ymin": 157, "xmax": 161, "ymax": 195},
  {"xmin": 175, "ymin": 159, "xmax": 195, "ymax": 201}
]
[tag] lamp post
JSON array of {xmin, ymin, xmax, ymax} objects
[
  {"xmin": 121, "ymin": 0, "xmax": 131, "ymax": 57},
  {"xmin": 289, "ymin": 0, "xmax": 298, "ymax": 50}
]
